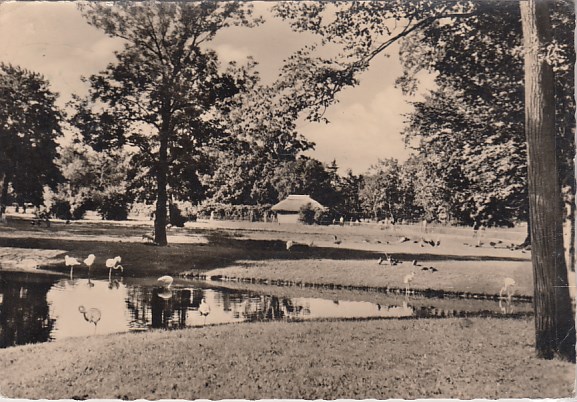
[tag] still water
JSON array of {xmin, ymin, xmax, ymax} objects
[{"xmin": 0, "ymin": 271, "xmax": 529, "ymax": 348}]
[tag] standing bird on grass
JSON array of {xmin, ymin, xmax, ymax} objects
[
  {"xmin": 404, "ymin": 272, "xmax": 416, "ymax": 294},
  {"xmin": 199, "ymin": 297, "xmax": 211, "ymax": 325},
  {"xmin": 78, "ymin": 305, "xmax": 101, "ymax": 329},
  {"xmin": 106, "ymin": 256, "xmax": 123, "ymax": 281},
  {"xmin": 500, "ymin": 277, "xmax": 516, "ymax": 302},
  {"xmin": 65, "ymin": 255, "xmax": 81, "ymax": 279}
]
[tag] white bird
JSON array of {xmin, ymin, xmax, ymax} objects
[
  {"xmin": 78, "ymin": 305, "xmax": 101, "ymax": 327},
  {"xmin": 500, "ymin": 277, "xmax": 516, "ymax": 302},
  {"xmin": 199, "ymin": 297, "xmax": 211, "ymax": 324},
  {"xmin": 157, "ymin": 275, "xmax": 174, "ymax": 289},
  {"xmin": 84, "ymin": 254, "xmax": 96, "ymax": 273},
  {"xmin": 404, "ymin": 272, "xmax": 416, "ymax": 294},
  {"xmin": 65, "ymin": 255, "xmax": 81, "ymax": 278},
  {"xmin": 286, "ymin": 240, "xmax": 294, "ymax": 251},
  {"xmin": 106, "ymin": 256, "xmax": 123, "ymax": 281}
]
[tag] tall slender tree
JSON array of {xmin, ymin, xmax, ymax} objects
[{"xmin": 72, "ymin": 2, "xmax": 260, "ymax": 245}]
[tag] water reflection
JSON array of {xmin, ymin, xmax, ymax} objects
[
  {"xmin": 0, "ymin": 272, "xmax": 531, "ymax": 349},
  {"xmin": 0, "ymin": 273, "xmax": 55, "ymax": 348}
]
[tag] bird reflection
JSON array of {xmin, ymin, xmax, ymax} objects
[
  {"xmin": 158, "ymin": 288, "xmax": 173, "ymax": 300},
  {"xmin": 199, "ymin": 297, "xmax": 210, "ymax": 325},
  {"xmin": 78, "ymin": 305, "xmax": 101, "ymax": 331},
  {"xmin": 499, "ymin": 298, "xmax": 514, "ymax": 314}
]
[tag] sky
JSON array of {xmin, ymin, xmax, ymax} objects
[{"xmin": 0, "ymin": 2, "xmax": 434, "ymax": 174}]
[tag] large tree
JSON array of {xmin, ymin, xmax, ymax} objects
[
  {"xmin": 520, "ymin": 0, "xmax": 575, "ymax": 361},
  {"xmin": 274, "ymin": 0, "xmax": 575, "ymax": 361},
  {"xmin": 72, "ymin": 2, "xmax": 260, "ymax": 245},
  {"xmin": 0, "ymin": 63, "xmax": 63, "ymax": 215}
]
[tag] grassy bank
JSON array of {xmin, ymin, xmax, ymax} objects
[
  {"xmin": 1, "ymin": 215, "xmax": 543, "ymax": 299},
  {"xmin": 0, "ymin": 318, "xmax": 573, "ymax": 400}
]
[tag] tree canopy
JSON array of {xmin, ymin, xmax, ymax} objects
[
  {"xmin": 0, "ymin": 63, "xmax": 63, "ymax": 213},
  {"xmin": 71, "ymin": 2, "xmax": 262, "ymax": 245}
]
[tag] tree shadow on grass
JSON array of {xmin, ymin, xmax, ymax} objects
[{"xmin": 0, "ymin": 234, "xmax": 530, "ymax": 279}]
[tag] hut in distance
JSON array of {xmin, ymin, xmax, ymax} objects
[{"xmin": 271, "ymin": 195, "xmax": 326, "ymax": 224}]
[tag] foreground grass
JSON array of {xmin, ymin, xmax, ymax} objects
[{"xmin": 0, "ymin": 318, "xmax": 573, "ymax": 400}]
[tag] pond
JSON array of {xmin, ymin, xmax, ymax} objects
[{"xmin": 0, "ymin": 271, "xmax": 531, "ymax": 348}]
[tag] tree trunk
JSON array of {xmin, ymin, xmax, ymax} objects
[
  {"xmin": 0, "ymin": 171, "xmax": 10, "ymax": 216},
  {"xmin": 569, "ymin": 200, "xmax": 576, "ymax": 272},
  {"xmin": 154, "ymin": 121, "xmax": 169, "ymax": 246},
  {"xmin": 520, "ymin": 0, "xmax": 576, "ymax": 362}
]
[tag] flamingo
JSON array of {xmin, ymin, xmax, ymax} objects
[
  {"xmin": 106, "ymin": 256, "xmax": 123, "ymax": 281},
  {"xmin": 157, "ymin": 275, "xmax": 174, "ymax": 289},
  {"xmin": 199, "ymin": 297, "xmax": 211, "ymax": 324},
  {"xmin": 500, "ymin": 277, "xmax": 516, "ymax": 302},
  {"xmin": 84, "ymin": 254, "xmax": 96, "ymax": 276},
  {"xmin": 404, "ymin": 272, "xmax": 416, "ymax": 294},
  {"xmin": 65, "ymin": 255, "xmax": 81, "ymax": 279},
  {"xmin": 78, "ymin": 305, "xmax": 101, "ymax": 328}
]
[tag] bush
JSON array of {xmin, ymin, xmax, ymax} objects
[
  {"xmin": 314, "ymin": 208, "xmax": 334, "ymax": 225},
  {"xmin": 196, "ymin": 203, "xmax": 272, "ymax": 221},
  {"xmin": 169, "ymin": 203, "xmax": 187, "ymax": 227},
  {"xmin": 97, "ymin": 193, "xmax": 129, "ymax": 220},
  {"xmin": 50, "ymin": 200, "xmax": 72, "ymax": 220},
  {"xmin": 298, "ymin": 203, "xmax": 316, "ymax": 225}
]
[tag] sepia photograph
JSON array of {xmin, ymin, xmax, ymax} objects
[{"xmin": 0, "ymin": 0, "xmax": 575, "ymax": 399}]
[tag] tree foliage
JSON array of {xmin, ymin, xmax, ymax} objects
[
  {"xmin": 71, "ymin": 2, "xmax": 261, "ymax": 244},
  {"xmin": 0, "ymin": 63, "xmax": 63, "ymax": 212},
  {"xmin": 47, "ymin": 145, "xmax": 132, "ymax": 220}
]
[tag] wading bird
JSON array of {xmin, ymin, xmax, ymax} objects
[
  {"xmin": 404, "ymin": 272, "xmax": 416, "ymax": 294},
  {"xmin": 65, "ymin": 255, "xmax": 81, "ymax": 279},
  {"xmin": 106, "ymin": 256, "xmax": 123, "ymax": 281},
  {"xmin": 157, "ymin": 275, "xmax": 174, "ymax": 289},
  {"xmin": 84, "ymin": 254, "xmax": 96, "ymax": 274},
  {"xmin": 199, "ymin": 297, "xmax": 211, "ymax": 324},
  {"xmin": 286, "ymin": 240, "xmax": 294, "ymax": 251},
  {"xmin": 78, "ymin": 305, "xmax": 101, "ymax": 328},
  {"xmin": 500, "ymin": 277, "xmax": 516, "ymax": 302}
]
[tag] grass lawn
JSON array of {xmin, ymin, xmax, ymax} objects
[{"xmin": 0, "ymin": 318, "xmax": 574, "ymax": 400}]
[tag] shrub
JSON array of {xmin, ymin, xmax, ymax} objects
[
  {"xmin": 298, "ymin": 203, "xmax": 316, "ymax": 225},
  {"xmin": 50, "ymin": 200, "xmax": 72, "ymax": 220},
  {"xmin": 169, "ymin": 203, "xmax": 187, "ymax": 227},
  {"xmin": 97, "ymin": 192, "xmax": 129, "ymax": 220}
]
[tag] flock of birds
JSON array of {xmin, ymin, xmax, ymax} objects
[
  {"xmin": 64, "ymin": 254, "xmax": 123, "ymax": 281},
  {"xmin": 285, "ymin": 232, "xmax": 518, "ymax": 302},
  {"xmin": 71, "ymin": 264, "xmax": 211, "ymax": 328},
  {"xmin": 70, "ymin": 229, "xmax": 517, "ymax": 329}
]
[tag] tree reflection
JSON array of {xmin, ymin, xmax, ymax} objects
[{"xmin": 0, "ymin": 273, "xmax": 56, "ymax": 347}]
